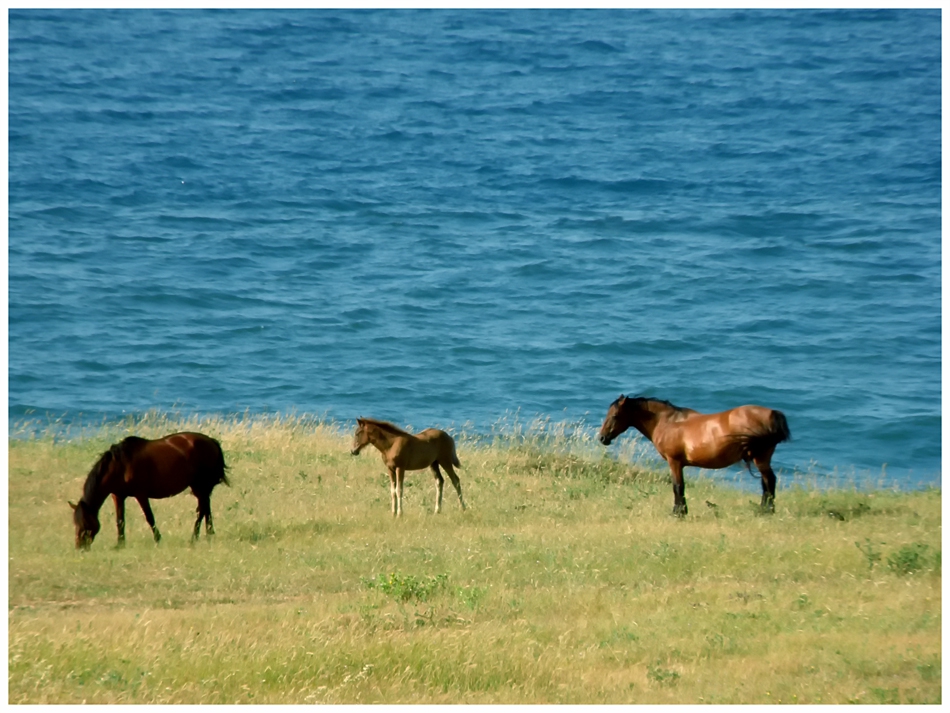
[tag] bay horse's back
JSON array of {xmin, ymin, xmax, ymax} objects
[{"xmin": 734, "ymin": 407, "xmax": 791, "ymax": 461}]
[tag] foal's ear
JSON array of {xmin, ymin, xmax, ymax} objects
[{"xmin": 68, "ymin": 500, "xmax": 78, "ymax": 511}]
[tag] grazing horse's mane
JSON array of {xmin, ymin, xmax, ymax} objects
[
  {"xmin": 82, "ymin": 436, "xmax": 149, "ymax": 501},
  {"xmin": 361, "ymin": 418, "xmax": 412, "ymax": 437}
]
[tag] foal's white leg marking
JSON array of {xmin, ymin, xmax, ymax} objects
[
  {"xmin": 435, "ymin": 478, "xmax": 444, "ymax": 514},
  {"xmin": 389, "ymin": 474, "xmax": 397, "ymax": 517},
  {"xmin": 396, "ymin": 470, "xmax": 404, "ymax": 517}
]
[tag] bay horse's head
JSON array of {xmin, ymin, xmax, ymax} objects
[
  {"xmin": 350, "ymin": 418, "xmax": 370, "ymax": 456},
  {"xmin": 599, "ymin": 394, "xmax": 637, "ymax": 446}
]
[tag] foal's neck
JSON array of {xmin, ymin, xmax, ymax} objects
[{"xmin": 368, "ymin": 426, "xmax": 398, "ymax": 452}]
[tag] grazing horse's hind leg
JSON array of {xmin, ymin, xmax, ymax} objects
[
  {"xmin": 136, "ymin": 496, "xmax": 161, "ymax": 543},
  {"xmin": 431, "ymin": 463, "xmax": 445, "ymax": 514},
  {"xmin": 753, "ymin": 449, "xmax": 778, "ymax": 513},
  {"xmin": 193, "ymin": 493, "xmax": 214, "ymax": 540}
]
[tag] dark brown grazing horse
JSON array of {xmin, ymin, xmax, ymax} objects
[
  {"xmin": 350, "ymin": 418, "xmax": 466, "ymax": 517},
  {"xmin": 599, "ymin": 395, "xmax": 790, "ymax": 516},
  {"xmin": 69, "ymin": 432, "xmax": 229, "ymax": 549}
]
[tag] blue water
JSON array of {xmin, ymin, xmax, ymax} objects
[{"xmin": 9, "ymin": 9, "xmax": 941, "ymax": 487}]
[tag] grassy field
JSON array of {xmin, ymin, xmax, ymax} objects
[{"xmin": 8, "ymin": 413, "xmax": 941, "ymax": 704}]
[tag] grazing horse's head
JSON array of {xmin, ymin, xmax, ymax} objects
[
  {"xmin": 70, "ymin": 500, "xmax": 100, "ymax": 550},
  {"xmin": 69, "ymin": 446, "xmax": 120, "ymax": 549},
  {"xmin": 599, "ymin": 394, "xmax": 637, "ymax": 446},
  {"xmin": 351, "ymin": 419, "xmax": 370, "ymax": 456}
]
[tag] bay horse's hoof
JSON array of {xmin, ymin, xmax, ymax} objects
[{"xmin": 672, "ymin": 504, "xmax": 688, "ymax": 517}]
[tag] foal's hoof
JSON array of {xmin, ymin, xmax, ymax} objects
[{"xmin": 672, "ymin": 504, "xmax": 688, "ymax": 517}]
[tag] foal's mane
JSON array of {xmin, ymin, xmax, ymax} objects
[{"xmin": 361, "ymin": 418, "xmax": 412, "ymax": 437}]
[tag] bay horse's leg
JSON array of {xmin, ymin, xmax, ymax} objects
[
  {"xmin": 753, "ymin": 448, "xmax": 778, "ymax": 513},
  {"xmin": 388, "ymin": 467, "xmax": 398, "ymax": 517},
  {"xmin": 430, "ymin": 463, "xmax": 445, "ymax": 514},
  {"xmin": 395, "ymin": 468, "xmax": 405, "ymax": 517},
  {"xmin": 113, "ymin": 494, "xmax": 127, "ymax": 547},
  {"xmin": 442, "ymin": 461, "xmax": 466, "ymax": 511},
  {"xmin": 135, "ymin": 497, "xmax": 161, "ymax": 543},
  {"xmin": 667, "ymin": 459, "xmax": 688, "ymax": 517}
]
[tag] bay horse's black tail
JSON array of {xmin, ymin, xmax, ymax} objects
[{"xmin": 740, "ymin": 410, "xmax": 791, "ymax": 472}]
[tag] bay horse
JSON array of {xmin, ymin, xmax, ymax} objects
[
  {"xmin": 350, "ymin": 418, "xmax": 466, "ymax": 517},
  {"xmin": 69, "ymin": 432, "xmax": 229, "ymax": 549},
  {"xmin": 598, "ymin": 395, "xmax": 790, "ymax": 515}
]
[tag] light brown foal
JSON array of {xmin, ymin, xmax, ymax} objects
[
  {"xmin": 350, "ymin": 418, "xmax": 466, "ymax": 517},
  {"xmin": 599, "ymin": 395, "xmax": 790, "ymax": 515}
]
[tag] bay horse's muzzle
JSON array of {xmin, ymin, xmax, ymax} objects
[{"xmin": 599, "ymin": 434, "xmax": 612, "ymax": 446}]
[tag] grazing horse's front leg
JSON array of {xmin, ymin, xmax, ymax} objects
[
  {"xmin": 667, "ymin": 458, "xmax": 688, "ymax": 517},
  {"xmin": 113, "ymin": 494, "xmax": 127, "ymax": 547}
]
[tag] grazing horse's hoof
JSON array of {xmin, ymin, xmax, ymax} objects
[{"xmin": 672, "ymin": 504, "xmax": 688, "ymax": 517}]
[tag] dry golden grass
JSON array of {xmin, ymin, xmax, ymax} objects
[{"xmin": 8, "ymin": 413, "xmax": 941, "ymax": 703}]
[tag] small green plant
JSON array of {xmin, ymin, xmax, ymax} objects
[
  {"xmin": 456, "ymin": 585, "xmax": 487, "ymax": 610},
  {"xmin": 648, "ymin": 663, "xmax": 680, "ymax": 687},
  {"xmin": 886, "ymin": 543, "xmax": 931, "ymax": 576},
  {"xmin": 855, "ymin": 538, "xmax": 882, "ymax": 570},
  {"xmin": 360, "ymin": 572, "xmax": 448, "ymax": 602}
]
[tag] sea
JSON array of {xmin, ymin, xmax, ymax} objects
[{"xmin": 8, "ymin": 9, "xmax": 942, "ymax": 489}]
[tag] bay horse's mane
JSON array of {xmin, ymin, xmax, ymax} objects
[
  {"xmin": 361, "ymin": 418, "xmax": 412, "ymax": 437},
  {"xmin": 617, "ymin": 395, "xmax": 692, "ymax": 421}
]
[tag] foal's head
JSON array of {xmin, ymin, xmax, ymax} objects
[{"xmin": 350, "ymin": 419, "xmax": 372, "ymax": 455}]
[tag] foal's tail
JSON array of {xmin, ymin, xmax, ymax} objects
[
  {"xmin": 739, "ymin": 410, "xmax": 791, "ymax": 470},
  {"xmin": 451, "ymin": 443, "xmax": 462, "ymax": 469}
]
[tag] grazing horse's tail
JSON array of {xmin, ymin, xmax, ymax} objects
[
  {"xmin": 212, "ymin": 437, "xmax": 231, "ymax": 487},
  {"xmin": 739, "ymin": 410, "xmax": 791, "ymax": 471},
  {"xmin": 451, "ymin": 441, "xmax": 461, "ymax": 469}
]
